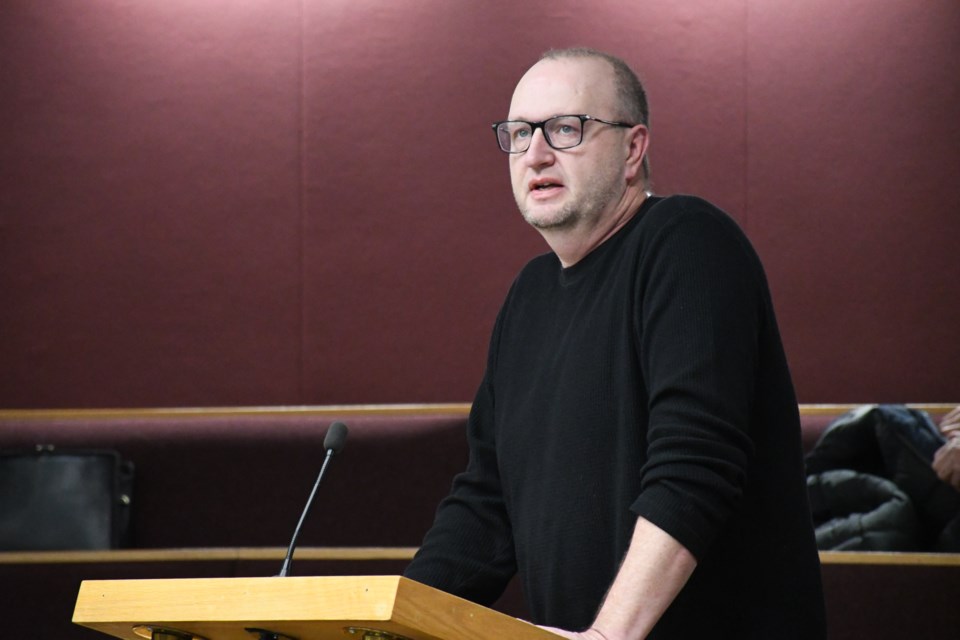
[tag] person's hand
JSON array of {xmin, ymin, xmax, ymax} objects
[
  {"xmin": 537, "ymin": 626, "xmax": 611, "ymax": 640},
  {"xmin": 933, "ymin": 436, "xmax": 960, "ymax": 492},
  {"xmin": 940, "ymin": 406, "xmax": 960, "ymax": 438}
]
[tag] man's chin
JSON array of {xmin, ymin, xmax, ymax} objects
[{"xmin": 521, "ymin": 206, "xmax": 578, "ymax": 231}]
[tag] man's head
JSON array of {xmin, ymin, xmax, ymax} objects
[
  {"xmin": 538, "ymin": 47, "xmax": 651, "ymax": 181},
  {"xmin": 502, "ymin": 49, "xmax": 650, "ymax": 251}
]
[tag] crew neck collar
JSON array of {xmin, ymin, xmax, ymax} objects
[{"xmin": 557, "ymin": 195, "xmax": 660, "ymax": 286}]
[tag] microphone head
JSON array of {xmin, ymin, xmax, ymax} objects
[{"xmin": 324, "ymin": 421, "xmax": 349, "ymax": 454}]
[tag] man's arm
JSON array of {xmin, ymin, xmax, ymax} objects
[
  {"xmin": 404, "ymin": 315, "xmax": 518, "ymax": 604},
  {"xmin": 540, "ymin": 516, "xmax": 697, "ymax": 640}
]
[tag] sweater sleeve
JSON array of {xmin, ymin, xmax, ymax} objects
[
  {"xmin": 403, "ymin": 313, "xmax": 517, "ymax": 605},
  {"xmin": 630, "ymin": 198, "xmax": 761, "ymax": 560}
]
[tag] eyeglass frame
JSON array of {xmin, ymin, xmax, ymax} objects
[{"xmin": 491, "ymin": 114, "xmax": 637, "ymax": 154}]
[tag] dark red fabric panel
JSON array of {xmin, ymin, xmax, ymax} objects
[
  {"xmin": 1, "ymin": 1, "xmax": 958, "ymax": 407},
  {"xmin": 747, "ymin": 0, "xmax": 960, "ymax": 402},
  {"xmin": 0, "ymin": 1, "xmax": 305, "ymax": 407}
]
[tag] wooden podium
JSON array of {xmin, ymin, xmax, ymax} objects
[{"xmin": 73, "ymin": 575, "xmax": 560, "ymax": 640}]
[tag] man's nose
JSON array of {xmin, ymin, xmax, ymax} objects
[{"xmin": 523, "ymin": 127, "xmax": 555, "ymax": 166}]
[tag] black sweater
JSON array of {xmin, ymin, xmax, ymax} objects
[{"xmin": 405, "ymin": 195, "xmax": 826, "ymax": 638}]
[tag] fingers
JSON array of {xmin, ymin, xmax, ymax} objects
[
  {"xmin": 933, "ymin": 439, "xmax": 960, "ymax": 492},
  {"xmin": 939, "ymin": 406, "xmax": 960, "ymax": 434}
]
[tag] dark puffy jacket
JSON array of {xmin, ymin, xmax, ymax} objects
[
  {"xmin": 805, "ymin": 404, "xmax": 960, "ymax": 551},
  {"xmin": 807, "ymin": 469, "xmax": 918, "ymax": 550}
]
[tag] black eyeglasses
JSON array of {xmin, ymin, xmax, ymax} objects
[{"xmin": 491, "ymin": 114, "xmax": 635, "ymax": 153}]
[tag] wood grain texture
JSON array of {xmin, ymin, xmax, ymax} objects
[{"xmin": 73, "ymin": 575, "xmax": 559, "ymax": 640}]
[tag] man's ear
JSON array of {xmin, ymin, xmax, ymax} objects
[{"xmin": 624, "ymin": 125, "xmax": 649, "ymax": 183}]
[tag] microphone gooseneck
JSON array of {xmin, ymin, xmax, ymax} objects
[{"xmin": 277, "ymin": 421, "xmax": 349, "ymax": 577}]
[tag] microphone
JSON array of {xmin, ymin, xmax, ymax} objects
[{"xmin": 276, "ymin": 421, "xmax": 349, "ymax": 577}]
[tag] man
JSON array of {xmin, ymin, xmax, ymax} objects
[{"xmin": 404, "ymin": 48, "xmax": 826, "ymax": 639}]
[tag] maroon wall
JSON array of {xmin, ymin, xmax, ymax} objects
[{"xmin": 2, "ymin": 0, "xmax": 958, "ymax": 408}]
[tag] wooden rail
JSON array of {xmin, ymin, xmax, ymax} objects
[
  {"xmin": 0, "ymin": 547, "xmax": 418, "ymax": 564},
  {"xmin": 0, "ymin": 403, "xmax": 473, "ymax": 421},
  {"xmin": 2, "ymin": 547, "xmax": 959, "ymax": 567},
  {"xmin": 1, "ymin": 402, "xmax": 955, "ymax": 422}
]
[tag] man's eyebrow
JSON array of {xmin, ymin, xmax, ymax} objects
[{"xmin": 506, "ymin": 114, "xmax": 571, "ymax": 122}]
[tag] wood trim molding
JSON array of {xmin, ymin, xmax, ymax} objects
[
  {"xmin": 0, "ymin": 403, "xmax": 473, "ymax": 421},
  {"xmin": 819, "ymin": 551, "xmax": 960, "ymax": 566},
  {"xmin": 797, "ymin": 403, "xmax": 957, "ymax": 415},
  {"xmin": 0, "ymin": 547, "xmax": 419, "ymax": 564},
  {"xmin": 3, "ymin": 547, "xmax": 959, "ymax": 567},
  {"xmin": 1, "ymin": 403, "xmax": 956, "ymax": 422}
]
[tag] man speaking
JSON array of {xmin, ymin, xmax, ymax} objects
[{"xmin": 404, "ymin": 48, "xmax": 826, "ymax": 640}]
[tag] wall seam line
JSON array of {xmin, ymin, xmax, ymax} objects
[
  {"xmin": 743, "ymin": 0, "xmax": 751, "ymax": 231},
  {"xmin": 297, "ymin": 0, "xmax": 307, "ymax": 403}
]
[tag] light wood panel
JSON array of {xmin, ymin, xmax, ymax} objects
[
  {"xmin": 819, "ymin": 551, "xmax": 960, "ymax": 567},
  {"xmin": 73, "ymin": 575, "xmax": 558, "ymax": 640},
  {"xmin": 0, "ymin": 404, "xmax": 472, "ymax": 422},
  {"xmin": 0, "ymin": 547, "xmax": 418, "ymax": 565},
  {"xmin": 5, "ymin": 547, "xmax": 958, "ymax": 567},
  {"xmin": 2, "ymin": 403, "xmax": 955, "ymax": 422}
]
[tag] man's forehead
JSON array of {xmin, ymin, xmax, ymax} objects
[{"xmin": 508, "ymin": 57, "xmax": 615, "ymax": 120}]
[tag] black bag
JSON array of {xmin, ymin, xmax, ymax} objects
[{"xmin": 0, "ymin": 445, "xmax": 134, "ymax": 550}]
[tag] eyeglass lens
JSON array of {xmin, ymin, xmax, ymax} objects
[{"xmin": 497, "ymin": 116, "xmax": 585, "ymax": 152}]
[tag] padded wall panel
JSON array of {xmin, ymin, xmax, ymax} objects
[
  {"xmin": 299, "ymin": 0, "xmax": 536, "ymax": 403},
  {"xmin": 1, "ymin": 0, "xmax": 958, "ymax": 407},
  {"xmin": 0, "ymin": 1, "xmax": 304, "ymax": 406},
  {"xmin": 747, "ymin": 0, "xmax": 960, "ymax": 401},
  {"xmin": 297, "ymin": 0, "xmax": 749, "ymax": 402}
]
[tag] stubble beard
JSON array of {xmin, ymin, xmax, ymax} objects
[
  {"xmin": 516, "ymin": 167, "xmax": 624, "ymax": 232},
  {"xmin": 520, "ymin": 200, "xmax": 581, "ymax": 230}
]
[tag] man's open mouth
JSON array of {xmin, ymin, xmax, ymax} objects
[{"xmin": 530, "ymin": 179, "xmax": 562, "ymax": 192}]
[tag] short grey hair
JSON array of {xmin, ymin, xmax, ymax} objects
[{"xmin": 539, "ymin": 47, "xmax": 651, "ymax": 185}]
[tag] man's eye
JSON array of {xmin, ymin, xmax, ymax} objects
[
  {"xmin": 514, "ymin": 128, "xmax": 531, "ymax": 140},
  {"xmin": 548, "ymin": 122, "xmax": 579, "ymax": 138}
]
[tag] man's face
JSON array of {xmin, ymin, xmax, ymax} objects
[{"xmin": 507, "ymin": 57, "xmax": 629, "ymax": 232}]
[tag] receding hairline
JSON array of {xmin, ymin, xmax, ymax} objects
[
  {"xmin": 536, "ymin": 47, "xmax": 648, "ymax": 126},
  {"xmin": 538, "ymin": 46, "xmax": 624, "ymax": 67}
]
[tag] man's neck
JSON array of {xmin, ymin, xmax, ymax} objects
[{"xmin": 542, "ymin": 190, "xmax": 650, "ymax": 268}]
